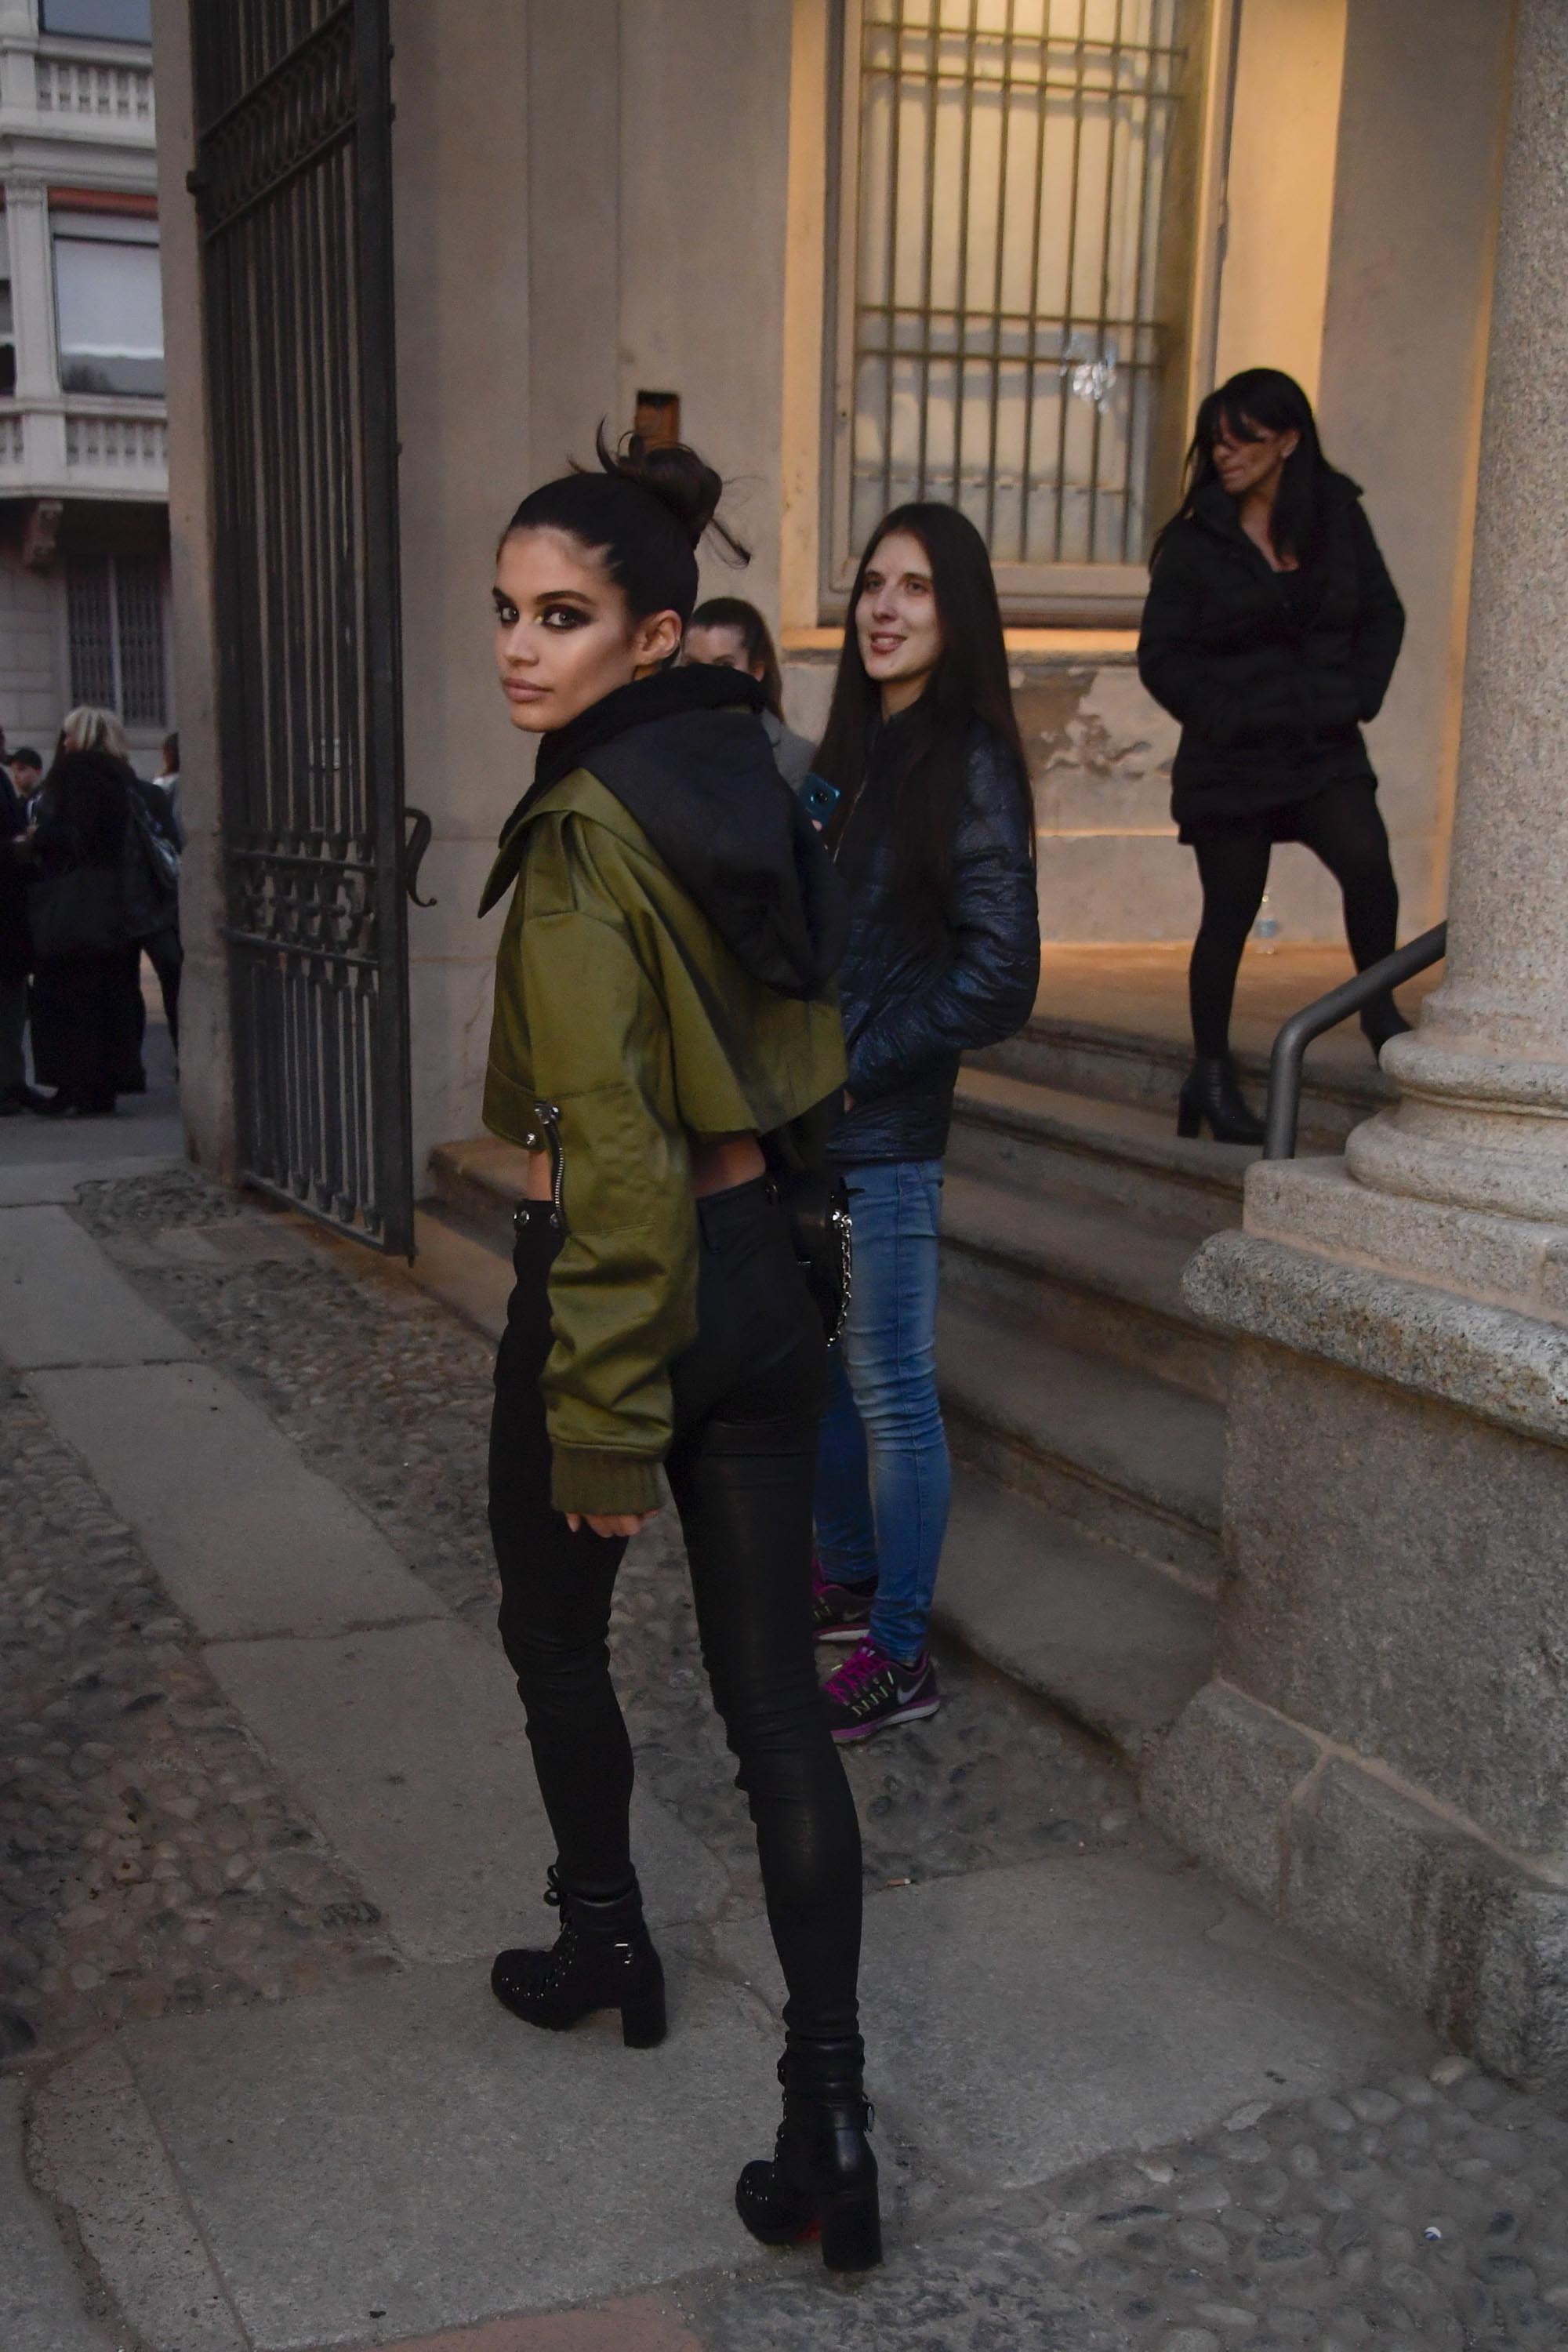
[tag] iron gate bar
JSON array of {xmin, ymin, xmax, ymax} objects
[{"xmin": 191, "ymin": 0, "xmax": 413, "ymax": 1253}]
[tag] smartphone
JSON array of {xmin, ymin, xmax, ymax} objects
[{"xmin": 798, "ymin": 772, "xmax": 843, "ymax": 827}]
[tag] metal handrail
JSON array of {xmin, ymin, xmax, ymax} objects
[{"xmin": 1263, "ymin": 922, "xmax": 1448, "ymax": 1161}]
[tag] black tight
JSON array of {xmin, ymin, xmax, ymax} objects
[
  {"xmin": 1189, "ymin": 781, "xmax": 1400, "ymax": 1058},
  {"xmin": 488, "ymin": 1180, "xmax": 863, "ymax": 2043}
]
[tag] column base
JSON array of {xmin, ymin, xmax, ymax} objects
[
  {"xmin": 1147, "ymin": 1682, "xmax": 1568, "ymax": 2095},
  {"xmin": 1164, "ymin": 1233, "xmax": 1568, "ymax": 2092}
]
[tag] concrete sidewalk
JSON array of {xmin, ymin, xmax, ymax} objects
[{"xmin": 4, "ymin": 1146, "xmax": 1566, "ymax": 2352}]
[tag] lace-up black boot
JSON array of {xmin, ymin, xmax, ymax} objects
[
  {"xmin": 1176, "ymin": 1054, "xmax": 1265, "ymax": 1145},
  {"xmin": 490, "ymin": 1868, "xmax": 666, "ymax": 2048},
  {"xmin": 735, "ymin": 2035, "xmax": 881, "ymax": 2272}
]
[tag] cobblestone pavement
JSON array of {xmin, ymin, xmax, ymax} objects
[
  {"xmin": 0, "ymin": 1358, "xmax": 396, "ymax": 2062},
  {"xmin": 71, "ymin": 1164, "xmax": 1158, "ymax": 1906},
  {"xmin": 683, "ymin": 2062, "xmax": 1568, "ymax": 2350},
  {"xmin": 4, "ymin": 1166, "xmax": 1562, "ymax": 2351}
]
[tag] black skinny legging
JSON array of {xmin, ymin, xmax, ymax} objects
[
  {"xmin": 488, "ymin": 1178, "xmax": 863, "ymax": 2043},
  {"xmin": 1189, "ymin": 779, "xmax": 1401, "ymax": 1059}
]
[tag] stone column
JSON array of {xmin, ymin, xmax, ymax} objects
[
  {"xmin": 1347, "ymin": 0, "xmax": 1568, "ymax": 1225},
  {"xmin": 1146, "ymin": 0, "xmax": 1568, "ymax": 2100}
]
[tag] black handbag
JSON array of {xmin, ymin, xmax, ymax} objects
[
  {"xmin": 763, "ymin": 1094, "xmax": 854, "ymax": 1344},
  {"xmin": 27, "ymin": 865, "xmax": 126, "ymax": 961}
]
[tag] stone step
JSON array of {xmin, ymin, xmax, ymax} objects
[
  {"xmin": 948, "ymin": 1065, "xmax": 1251, "ymax": 1241},
  {"xmin": 940, "ymin": 1169, "xmax": 1229, "ymax": 1403},
  {"xmin": 938, "ymin": 1289, "xmax": 1224, "ymax": 1589},
  {"xmin": 972, "ymin": 1012, "xmax": 1390, "ymax": 1148},
  {"xmin": 426, "ymin": 1134, "xmax": 530, "ymax": 1254},
  {"xmin": 933, "ymin": 1467, "xmax": 1214, "ymax": 1762}
]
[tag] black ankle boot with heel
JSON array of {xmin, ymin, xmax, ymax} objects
[
  {"xmin": 490, "ymin": 1868, "xmax": 666, "ymax": 2048},
  {"xmin": 735, "ymin": 2035, "xmax": 882, "ymax": 2273},
  {"xmin": 1176, "ymin": 1054, "xmax": 1265, "ymax": 1145}
]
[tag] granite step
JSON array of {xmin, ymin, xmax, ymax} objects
[
  {"xmin": 933, "ymin": 1468, "xmax": 1214, "ymax": 1761},
  {"xmin": 940, "ymin": 1168, "xmax": 1229, "ymax": 1404},
  {"xmin": 938, "ymin": 1289, "xmax": 1224, "ymax": 1590},
  {"xmin": 972, "ymin": 1011, "xmax": 1388, "ymax": 1149},
  {"xmin": 948, "ymin": 1064, "xmax": 1252, "ymax": 1240}
]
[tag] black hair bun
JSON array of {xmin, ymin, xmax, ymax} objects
[{"xmin": 593, "ymin": 424, "xmax": 747, "ymax": 563}]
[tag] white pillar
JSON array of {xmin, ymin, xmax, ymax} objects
[
  {"xmin": 5, "ymin": 176, "xmax": 60, "ymax": 403},
  {"xmin": 1346, "ymin": 0, "xmax": 1568, "ymax": 1225}
]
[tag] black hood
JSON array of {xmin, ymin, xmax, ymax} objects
[{"xmin": 485, "ymin": 665, "xmax": 848, "ymax": 1000}]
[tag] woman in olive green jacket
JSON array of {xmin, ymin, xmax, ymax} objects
[{"xmin": 481, "ymin": 432, "xmax": 880, "ymax": 2272}]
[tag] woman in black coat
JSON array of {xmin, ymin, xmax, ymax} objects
[
  {"xmin": 1138, "ymin": 368, "xmax": 1407, "ymax": 1142},
  {"xmin": 29, "ymin": 746, "xmax": 142, "ymax": 1117}
]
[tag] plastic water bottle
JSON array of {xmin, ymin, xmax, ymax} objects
[{"xmin": 1254, "ymin": 896, "xmax": 1280, "ymax": 955}]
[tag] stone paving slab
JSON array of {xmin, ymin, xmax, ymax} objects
[
  {"xmin": 720, "ymin": 1854, "xmax": 1432, "ymax": 2197},
  {"xmin": 0, "ymin": 1201, "xmax": 197, "ymax": 1367},
  {"xmin": 0, "ymin": 2077, "xmax": 118, "ymax": 2352},
  {"xmin": 207, "ymin": 1619, "xmax": 731, "ymax": 1962},
  {"xmin": 358, "ymin": 2299, "xmax": 701, "ymax": 2352},
  {"xmin": 0, "ymin": 1151, "xmax": 186, "ymax": 1205},
  {"xmin": 29, "ymin": 1359, "xmax": 440, "ymax": 1640},
  {"xmin": 27, "ymin": 2041, "xmax": 249, "ymax": 2352},
  {"xmin": 82, "ymin": 1955, "xmax": 782, "ymax": 2350}
]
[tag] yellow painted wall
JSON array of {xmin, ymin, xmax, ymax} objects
[{"xmin": 1214, "ymin": 0, "xmax": 1350, "ymax": 400}]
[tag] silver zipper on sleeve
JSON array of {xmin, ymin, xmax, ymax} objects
[{"xmin": 533, "ymin": 1100, "xmax": 564, "ymax": 1224}]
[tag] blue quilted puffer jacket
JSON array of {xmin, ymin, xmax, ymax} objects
[{"xmin": 829, "ymin": 715, "xmax": 1040, "ymax": 1166}]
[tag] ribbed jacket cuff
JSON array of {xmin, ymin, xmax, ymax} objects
[{"xmin": 550, "ymin": 1446, "xmax": 663, "ymax": 1519}]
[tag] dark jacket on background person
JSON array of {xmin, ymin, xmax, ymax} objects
[
  {"xmin": 829, "ymin": 712, "xmax": 1040, "ymax": 1166},
  {"xmin": 479, "ymin": 664, "xmax": 848, "ymax": 1517},
  {"xmin": 0, "ymin": 768, "xmax": 31, "ymax": 980},
  {"xmin": 1137, "ymin": 470, "xmax": 1405, "ymax": 835},
  {"xmin": 27, "ymin": 748, "xmax": 142, "ymax": 1101}
]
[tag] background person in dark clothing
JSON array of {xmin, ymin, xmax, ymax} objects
[
  {"xmin": 683, "ymin": 596, "xmax": 815, "ymax": 790},
  {"xmin": 59, "ymin": 706, "xmax": 182, "ymax": 1062},
  {"xmin": 8, "ymin": 746, "xmax": 44, "ymax": 813},
  {"xmin": 0, "ymin": 757, "xmax": 38, "ymax": 1112},
  {"xmin": 810, "ymin": 504, "xmax": 1040, "ymax": 1742},
  {"xmin": 28, "ymin": 745, "xmax": 141, "ymax": 1117},
  {"xmin": 1138, "ymin": 368, "xmax": 1407, "ymax": 1142}
]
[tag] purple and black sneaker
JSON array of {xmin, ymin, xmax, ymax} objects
[{"xmin": 822, "ymin": 1638, "xmax": 941, "ymax": 1743}]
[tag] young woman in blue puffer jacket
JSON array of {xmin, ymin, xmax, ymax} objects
[{"xmin": 810, "ymin": 503, "xmax": 1040, "ymax": 1741}]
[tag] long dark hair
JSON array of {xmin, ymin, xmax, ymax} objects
[
  {"xmin": 688, "ymin": 595, "xmax": 784, "ymax": 717},
  {"xmin": 1154, "ymin": 368, "xmax": 1330, "ymax": 567},
  {"xmin": 815, "ymin": 503, "xmax": 1031, "ymax": 928},
  {"xmin": 503, "ymin": 424, "xmax": 749, "ymax": 626}
]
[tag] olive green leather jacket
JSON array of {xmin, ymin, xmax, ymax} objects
[{"xmin": 481, "ymin": 767, "xmax": 845, "ymax": 1517}]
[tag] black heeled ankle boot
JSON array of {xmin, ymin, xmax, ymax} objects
[
  {"xmin": 1176, "ymin": 1054, "xmax": 1265, "ymax": 1145},
  {"xmin": 735, "ymin": 2035, "xmax": 882, "ymax": 2273},
  {"xmin": 490, "ymin": 1868, "xmax": 666, "ymax": 2048},
  {"xmin": 1361, "ymin": 999, "xmax": 1413, "ymax": 1058}
]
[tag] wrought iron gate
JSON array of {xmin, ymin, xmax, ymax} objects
[{"xmin": 190, "ymin": 0, "xmax": 412, "ymax": 1251}]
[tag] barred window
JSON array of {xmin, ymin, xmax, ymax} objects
[
  {"xmin": 67, "ymin": 555, "xmax": 167, "ymax": 725},
  {"xmin": 831, "ymin": 0, "xmax": 1204, "ymax": 609}
]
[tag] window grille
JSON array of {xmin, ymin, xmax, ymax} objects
[
  {"xmin": 115, "ymin": 560, "xmax": 166, "ymax": 723},
  {"xmin": 67, "ymin": 554, "xmax": 167, "ymax": 724},
  {"xmin": 833, "ymin": 0, "xmax": 1200, "ymax": 602},
  {"xmin": 67, "ymin": 561, "xmax": 118, "ymax": 707}
]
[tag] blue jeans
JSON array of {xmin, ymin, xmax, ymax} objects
[{"xmin": 814, "ymin": 1160, "xmax": 951, "ymax": 1666}]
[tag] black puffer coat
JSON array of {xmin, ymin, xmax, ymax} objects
[
  {"xmin": 1138, "ymin": 471, "xmax": 1404, "ymax": 833},
  {"xmin": 0, "ymin": 771, "xmax": 31, "ymax": 980},
  {"xmin": 830, "ymin": 714, "xmax": 1040, "ymax": 1165}
]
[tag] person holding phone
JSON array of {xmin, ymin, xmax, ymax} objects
[{"xmin": 810, "ymin": 504, "xmax": 1040, "ymax": 1740}]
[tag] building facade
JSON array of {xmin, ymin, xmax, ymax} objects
[
  {"xmin": 0, "ymin": 0, "xmax": 168, "ymax": 772},
  {"xmin": 152, "ymin": 1, "xmax": 1568, "ymax": 2088}
]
